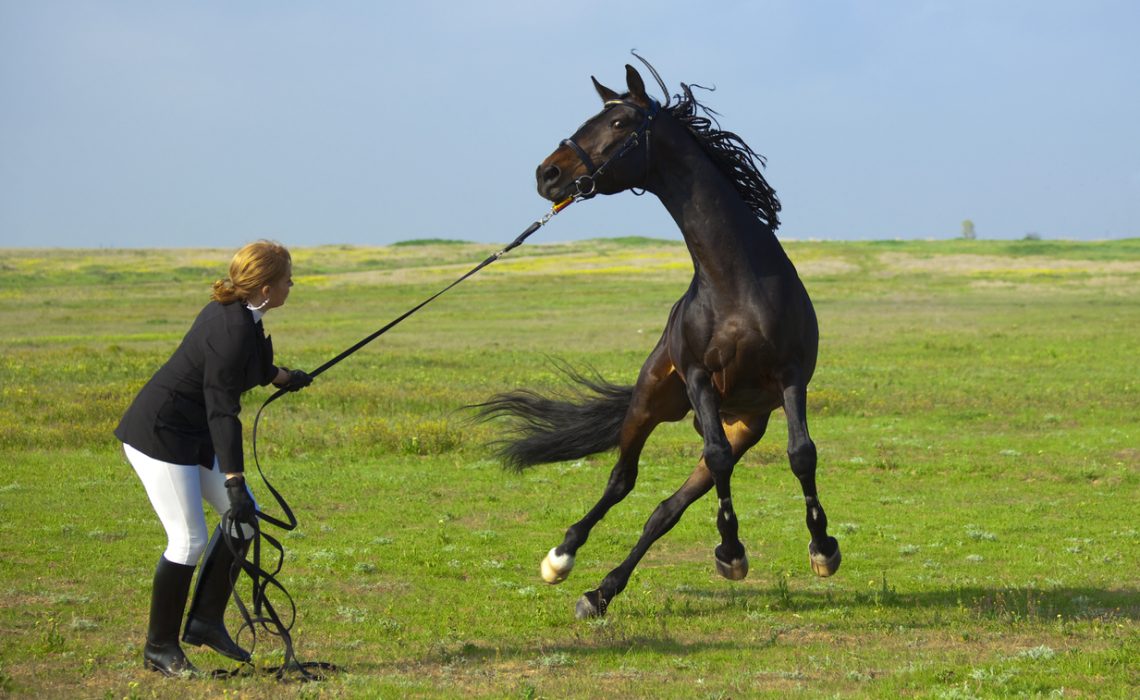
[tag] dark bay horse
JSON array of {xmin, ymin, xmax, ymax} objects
[{"xmin": 478, "ymin": 62, "xmax": 841, "ymax": 618}]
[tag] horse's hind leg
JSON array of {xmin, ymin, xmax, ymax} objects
[
  {"xmin": 574, "ymin": 409, "xmax": 767, "ymax": 618},
  {"xmin": 781, "ymin": 365, "xmax": 841, "ymax": 577},
  {"xmin": 575, "ymin": 464, "xmax": 714, "ymax": 618},
  {"xmin": 541, "ymin": 343, "xmax": 688, "ymax": 585},
  {"xmin": 540, "ymin": 444, "xmax": 647, "ymax": 584},
  {"xmin": 577, "ymin": 370, "xmax": 731, "ymax": 617}
]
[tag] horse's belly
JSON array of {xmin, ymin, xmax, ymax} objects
[{"xmin": 719, "ymin": 388, "xmax": 782, "ymax": 418}]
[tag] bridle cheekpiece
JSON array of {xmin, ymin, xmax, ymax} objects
[{"xmin": 560, "ymin": 98, "xmax": 660, "ymax": 199}]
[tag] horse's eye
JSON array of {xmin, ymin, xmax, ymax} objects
[{"xmin": 611, "ymin": 119, "xmax": 625, "ymax": 130}]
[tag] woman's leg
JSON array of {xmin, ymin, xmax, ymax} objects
[
  {"xmin": 182, "ymin": 462, "xmax": 259, "ymax": 661},
  {"xmin": 126, "ymin": 444, "xmax": 209, "ymax": 565},
  {"xmin": 124, "ymin": 443, "xmax": 205, "ymax": 676}
]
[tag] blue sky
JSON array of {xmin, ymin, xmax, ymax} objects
[{"xmin": 2, "ymin": 1, "xmax": 1137, "ymax": 247}]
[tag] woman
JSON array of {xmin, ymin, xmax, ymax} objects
[{"xmin": 115, "ymin": 240, "xmax": 312, "ymax": 676}]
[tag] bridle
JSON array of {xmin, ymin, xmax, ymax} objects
[{"xmin": 560, "ymin": 98, "xmax": 660, "ymax": 199}]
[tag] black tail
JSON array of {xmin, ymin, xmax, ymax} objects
[{"xmin": 474, "ymin": 364, "xmax": 633, "ymax": 471}]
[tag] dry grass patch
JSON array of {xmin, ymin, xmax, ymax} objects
[{"xmin": 877, "ymin": 252, "xmax": 1140, "ymax": 276}]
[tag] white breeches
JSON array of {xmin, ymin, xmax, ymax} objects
[{"xmin": 124, "ymin": 443, "xmax": 258, "ymax": 566}]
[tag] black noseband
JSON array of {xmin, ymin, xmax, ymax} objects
[{"xmin": 560, "ymin": 137, "xmax": 597, "ymax": 175}]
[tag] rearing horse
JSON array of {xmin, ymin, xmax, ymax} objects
[{"xmin": 478, "ymin": 62, "xmax": 841, "ymax": 618}]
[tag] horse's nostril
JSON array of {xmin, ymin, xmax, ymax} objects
[{"xmin": 541, "ymin": 164, "xmax": 561, "ymax": 184}]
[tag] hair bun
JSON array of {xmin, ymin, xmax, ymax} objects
[{"xmin": 211, "ymin": 277, "xmax": 241, "ymax": 303}]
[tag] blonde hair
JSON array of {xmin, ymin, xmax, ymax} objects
[{"xmin": 211, "ymin": 240, "xmax": 292, "ymax": 304}]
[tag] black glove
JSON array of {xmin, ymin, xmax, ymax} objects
[
  {"xmin": 281, "ymin": 368, "xmax": 313, "ymax": 393},
  {"xmin": 225, "ymin": 476, "xmax": 257, "ymax": 525}
]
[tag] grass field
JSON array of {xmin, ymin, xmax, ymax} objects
[{"xmin": 1, "ymin": 237, "xmax": 1137, "ymax": 699}]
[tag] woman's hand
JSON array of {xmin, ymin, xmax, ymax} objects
[
  {"xmin": 225, "ymin": 476, "xmax": 257, "ymax": 524},
  {"xmin": 274, "ymin": 367, "xmax": 313, "ymax": 392}
]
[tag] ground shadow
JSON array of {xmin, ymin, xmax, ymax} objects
[
  {"xmin": 657, "ymin": 582, "xmax": 1139, "ymax": 621},
  {"xmin": 305, "ymin": 583, "xmax": 1139, "ymax": 676}
]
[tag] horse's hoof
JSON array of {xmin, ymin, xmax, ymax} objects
[
  {"xmin": 808, "ymin": 538, "xmax": 841, "ymax": 577},
  {"xmin": 540, "ymin": 547, "xmax": 575, "ymax": 584},
  {"xmin": 575, "ymin": 590, "xmax": 607, "ymax": 619},
  {"xmin": 714, "ymin": 548, "xmax": 749, "ymax": 581}
]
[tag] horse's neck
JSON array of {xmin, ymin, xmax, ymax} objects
[{"xmin": 647, "ymin": 126, "xmax": 788, "ymax": 290}]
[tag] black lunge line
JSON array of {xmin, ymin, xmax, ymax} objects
[
  {"xmin": 266, "ymin": 195, "xmax": 577, "ymax": 411},
  {"xmin": 222, "ymin": 198, "xmax": 577, "ymax": 681}
]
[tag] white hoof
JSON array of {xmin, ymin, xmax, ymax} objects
[
  {"xmin": 715, "ymin": 552, "xmax": 749, "ymax": 581},
  {"xmin": 809, "ymin": 539, "xmax": 841, "ymax": 577},
  {"xmin": 540, "ymin": 547, "xmax": 574, "ymax": 584}
]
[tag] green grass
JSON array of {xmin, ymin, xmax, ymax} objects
[{"xmin": 0, "ymin": 238, "xmax": 1137, "ymax": 698}]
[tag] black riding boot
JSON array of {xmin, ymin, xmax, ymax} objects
[
  {"xmin": 182, "ymin": 525, "xmax": 252, "ymax": 662},
  {"xmin": 144, "ymin": 556, "xmax": 199, "ymax": 677}
]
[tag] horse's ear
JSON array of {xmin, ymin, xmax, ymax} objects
[
  {"xmin": 592, "ymin": 76, "xmax": 620, "ymax": 103},
  {"xmin": 625, "ymin": 65, "xmax": 648, "ymax": 104}
]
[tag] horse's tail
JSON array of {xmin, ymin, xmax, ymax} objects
[{"xmin": 474, "ymin": 364, "xmax": 632, "ymax": 472}]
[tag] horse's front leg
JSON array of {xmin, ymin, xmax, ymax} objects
[
  {"xmin": 781, "ymin": 365, "xmax": 841, "ymax": 577},
  {"xmin": 683, "ymin": 368, "xmax": 749, "ymax": 578},
  {"xmin": 711, "ymin": 414, "xmax": 768, "ymax": 580},
  {"xmin": 541, "ymin": 344, "xmax": 688, "ymax": 586}
]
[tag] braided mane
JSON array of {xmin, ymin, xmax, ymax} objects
[
  {"xmin": 632, "ymin": 55, "xmax": 781, "ymax": 230},
  {"xmin": 664, "ymin": 83, "xmax": 782, "ymax": 230}
]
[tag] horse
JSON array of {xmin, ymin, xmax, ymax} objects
[{"xmin": 477, "ymin": 60, "xmax": 841, "ymax": 619}]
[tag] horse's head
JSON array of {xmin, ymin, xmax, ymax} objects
[{"xmin": 537, "ymin": 65, "xmax": 660, "ymax": 203}]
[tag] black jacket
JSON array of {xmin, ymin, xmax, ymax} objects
[{"xmin": 115, "ymin": 301, "xmax": 277, "ymax": 472}]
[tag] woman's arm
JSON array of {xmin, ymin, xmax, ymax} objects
[{"xmin": 271, "ymin": 366, "xmax": 290, "ymax": 387}]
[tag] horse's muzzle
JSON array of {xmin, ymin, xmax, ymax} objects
[{"xmin": 536, "ymin": 163, "xmax": 562, "ymax": 199}]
